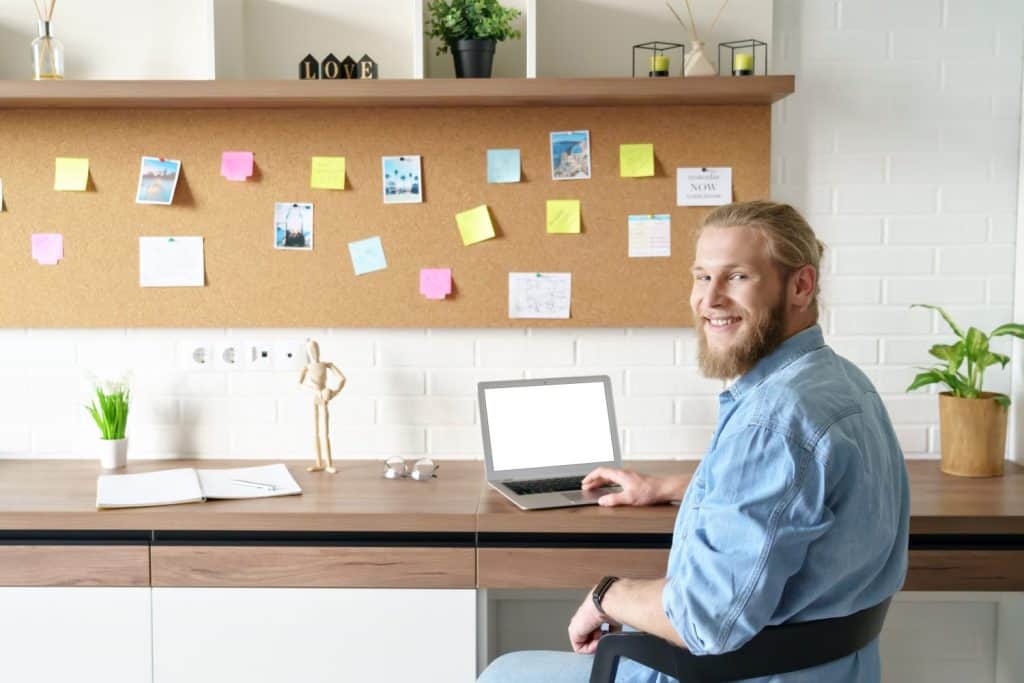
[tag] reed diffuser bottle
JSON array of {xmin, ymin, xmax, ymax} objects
[{"xmin": 32, "ymin": 1, "xmax": 64, "ymax": 80}]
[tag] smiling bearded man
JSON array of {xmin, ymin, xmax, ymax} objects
[{"xmin": 478, "ymin": 200, "xmax": 910, "ymax": 683}]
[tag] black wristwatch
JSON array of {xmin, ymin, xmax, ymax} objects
[{"xmin": 592, "ymin": 575, "xmax": 620, "ymax": 617}]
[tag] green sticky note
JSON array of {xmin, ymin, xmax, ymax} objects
[
  {"xmin": 54, "ymin": 157, "xmax": 89, "ymax": 191},
  {"xmin": 311, "ymin": 156, "xmax": 346, "ymax": 189},
  {"xmin": 619, "ymin": 143, "xmax": 654, "ymax": 178},
  {"xmin": 456, "ymin": 204, "xmax": 496, "ymax": 246},
  {"xmin": 546, "ymin": 199, "xmax": 581, "ymax": 234}
]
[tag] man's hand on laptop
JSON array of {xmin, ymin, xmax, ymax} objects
[{"xmin": 582, "ymin": 468, "xmax": 679, "ymax": 507}]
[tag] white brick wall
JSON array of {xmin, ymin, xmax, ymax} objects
[{"xmin": 0, "ymin": 0, "xmax": 1020, "ymax": 466}]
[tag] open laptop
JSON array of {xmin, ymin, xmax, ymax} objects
[{"xmin": 478, "ymin": 375, "xmax": 623, "ymax": 510}]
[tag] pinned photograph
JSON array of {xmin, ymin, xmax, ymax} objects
[
  {"xmin": 135, "ymin": 156, "xmax": 182, "ymax": 205},
  {"xmin": 274, "ymin": 202, "xmax": 314, "ymax": 250},
  {"xmin": 382, "ymin": 155, "xmax": 423, "ymax": 204},
  {"xmin": 550, "ymin": 131, "xmax": 591, "ymax": 180}
]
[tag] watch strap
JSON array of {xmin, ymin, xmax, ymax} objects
[{"xmin": 592, "ymin": 575, "xmax": 620, "ymax": 617}]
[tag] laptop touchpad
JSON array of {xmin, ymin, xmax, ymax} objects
[{"xmin": 562, "ymin": 486, "xmax": 620, "ymax": 503}]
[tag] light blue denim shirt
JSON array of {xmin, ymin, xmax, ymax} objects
[{"xmin": 619, "ymin": 324, "xmax": 910, "ymax": 683}]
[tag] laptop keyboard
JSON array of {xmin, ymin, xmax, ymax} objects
[{"xmin": 505, "ymin": 475, "xmax": 586, "ymax": 496}]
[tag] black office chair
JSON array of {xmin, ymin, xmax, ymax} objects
[{"xmin": 589, "ymin": 598, "xmax": 891, "ymax": 683}]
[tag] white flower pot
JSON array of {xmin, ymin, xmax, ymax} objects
[{"xmin": 98, "ymin": 438, "xmax": 128, "ymax": 470}]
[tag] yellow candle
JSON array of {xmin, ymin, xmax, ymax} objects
[
  {"xmin": 650, "ymin": 55, "xmax": 669, "ymax": 73},
  {"xmin": 733, "ymin": 52, "xmax": 754, "ymax": 74}
]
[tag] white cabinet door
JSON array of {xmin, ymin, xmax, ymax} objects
[
  {"xmin": 153, "ymin": 588, "xmax": 476, "ymax": 683},
  {"xmin": 0, "ymin": 587, "xmax": 152, "ymax": 683}
]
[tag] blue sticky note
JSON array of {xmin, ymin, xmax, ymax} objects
[
  {"xmin": 348, "ymin": 236, "xmax": 387, "ymax": 275},
  {"xmin": 487, "ymin": 149, "xmax": 521, "ymax": 184}
]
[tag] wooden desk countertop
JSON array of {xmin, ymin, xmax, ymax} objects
[{"xmin": 0, "ymin": 458, "xmax": 1021, "ymax": 536}]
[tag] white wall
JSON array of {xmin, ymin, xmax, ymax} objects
[
  {"xmin": 0, "ymin": 1, "xmax": 1021, "ymax": 468},
  {"xmin": 0, "ymin": 0, "xmax": 213, "ymax": 79}
]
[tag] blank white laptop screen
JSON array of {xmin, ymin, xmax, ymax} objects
[{"xmin": 484, "ymin": 381, "xmax": 615, "ymax": 472}]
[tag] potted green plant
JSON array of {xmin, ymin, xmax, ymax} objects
[
  {"xmin": 85, "ymin": 376, "xmax": 131, "ymax": 470},
  {"xmin": 425, "ymin": 0, "xmax": 522, "ymax": 78},
  {"xmin": 906, "ymin": 305, "xmax": 1023, "ymax": 477}
]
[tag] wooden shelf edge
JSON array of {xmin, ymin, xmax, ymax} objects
[{"xmin": 0, "ymin": 76, "xmax": 795, "ymax": 108}]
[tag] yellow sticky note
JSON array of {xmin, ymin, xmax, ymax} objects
[
  {"xmin": 456, "ymin": 204, "xmax": 496, "ymax": 246},
  {"xmin": 54, "ymin": 157, "xmax": 89, "ymax": 191},
  {"xmin": 546, "ymin": 200, "xmax": 581, "ymax": 234},
  {"xmin": 620, "ymin": 143, "xmax": 654, "ymax": 178},
  {"xmin": 311, "ymin": 156, "xmax": 346, "ymax": 189}
]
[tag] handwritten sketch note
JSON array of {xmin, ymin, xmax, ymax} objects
[{"xmin": 508, "ymin": 272, "xmax": 572, "ymax": 319}]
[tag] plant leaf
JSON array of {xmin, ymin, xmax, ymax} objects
[
  {"xmin": 990, "ymin": 323, "xmax": 1024, "ymax": 340},
  {"xmin": 912, "ymin": 304, "xmax": 963, "ymax": 338},
  {"xmin": 995, "ymin": 395, "xmax": 1012, "ymax": 409},
  {"xmin": 906, "ymin": 370, "xmax": 944, "ymax": 393},
  {"xmin": 963, "ymin": 326, "xmax": 989, "ymax": 362}
]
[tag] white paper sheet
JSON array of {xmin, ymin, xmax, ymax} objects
[
  {"xmin": 628, "ymin": 214, "xmax": 671, "ymax": 257},
  {"xmin": 97, "ymin": 467, "xmax": 204, "ymax": 509},
  {"xmin": 676, "ymin": 167, "xmax": 733, "ymax": 206},
  {"xmin": 139, "ymin": 236, "xmax": 205, "ymax": 287},
  {"xmin": 508, "ymin": 272, "xmax": 572, "ymax": 319},
  {"xmin": 196, "ymin": 464, "xmax": 302, "ymax": 500}
]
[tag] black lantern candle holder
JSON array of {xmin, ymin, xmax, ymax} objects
[
  {"xmin": 718, "ymin": 39, "xmax": 767, "ymax": 76},
  {"xmin": 632, "ymin": 41, "xmax": 684, "ymax": 78}
]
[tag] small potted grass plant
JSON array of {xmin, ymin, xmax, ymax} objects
[
  {"xmin": 906, "ymin": 305, "xmax": 1024, "ymax": 477},
  {"xmin": 426, "ymin": 0, "xmax": 522, "ymax": 78},
  {"xmin": 86, "ymin": 376, "xmax": 131, "ymax": 470}
]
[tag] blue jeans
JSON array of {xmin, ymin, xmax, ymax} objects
[{"xmin": 478, "ymin": 651, "xmax": 594, "ymax": 682}]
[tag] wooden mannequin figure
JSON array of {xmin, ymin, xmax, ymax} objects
[{"xmin": 298, "ymin": 339, "xmax": 347, "ymax": 474}]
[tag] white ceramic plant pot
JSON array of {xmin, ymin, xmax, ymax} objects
[{"xmin": 98, "ymin": 438, "xmax": 128, "ymax": 470}]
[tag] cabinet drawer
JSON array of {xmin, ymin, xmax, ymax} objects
[
  {"xmin": 905, "ymin": 549, "xmax": 1024, "ymax": 591},
  {"xmin": 151, "ymin": 545, "xmax": 476, "ymax": 588},
  {"xmin": 478, "ymin": 547, "xmax": 668, "ymax": 588},
  {"xmin": 0, "ymin": 545, "xmax": 150, "ymax": 586}
]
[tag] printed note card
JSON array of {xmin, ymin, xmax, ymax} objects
[
  {"xmin": 676, "ymin": 167, "xmax": 732, "ymax": 206},
  {"xmin": 620, "ymin": 144, "xmax": 655, "ymax": 178},
  {"xmin": 54, "ymin": 158, "xmax": 89, "ymax": 191},
  {"xmin": 311, "ymin": 156, "xmax": 346, "ymax": 190},
  {"xmin": 546, "ymin": 200, "xmax": 581, "ymax": 234},
  {"xmin": 508, "ymin": 272, "xmax": 572, "ymax": 319},
  {"xmin": 221, "ymin": 152, "xmax": 254, "ymax": 181},
  {"xmin": 420, "ymin": 268, "xmax": 453, "ymax": 300},
  {"xmin": 139, "ymin": 237, "xmax": 205, "ymax": 287},
  {"xmin": 628, "ymin": 214, "xmax": 671, "ymax": 258},
  {"xmin": 487, "ymin": 149, "xmax": 521, "ymax": 184},
  {"xmin": 456, "ymin": 204, "xmax": 496, "ymax": 246}
]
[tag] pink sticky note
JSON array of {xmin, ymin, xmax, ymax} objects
[
  {"xmin": 420, "ymin": 268, "xmax": 452, "ymax": 300},
  {"xmin": 221, "ymin": 151, "xmax": 254, "ymax": 181},
  {"xmin": 31, "ymin": 233, "xmax": 63, "ymax": 265}
]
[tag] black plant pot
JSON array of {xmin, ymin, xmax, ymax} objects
[{"xmin": 452, "ymin": 38, "xmax": 495, "ymax": 78}]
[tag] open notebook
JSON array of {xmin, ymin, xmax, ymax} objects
[{"xmin": 96, "ymin": 463, "xmax": 302, "ymax": 509}]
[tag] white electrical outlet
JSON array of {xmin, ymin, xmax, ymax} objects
[
  {"xmin": 183, "ymin": 342, "xmax": 214, "ymax": 369},
  {"xmin": 246, "ymin": 343, "xmax": 274, "ymax": 371},
  {"xmin": 215, "ymin": 342, "xmax": 241, "ymax": 370},
  {"xmin": 273, "ymin": 341, "xmax": 308, "ymax": 371}
]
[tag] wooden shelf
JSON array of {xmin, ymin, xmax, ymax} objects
[{"xmin": 0, "ymin": 76, "xmax": 794, "ymax": 109}]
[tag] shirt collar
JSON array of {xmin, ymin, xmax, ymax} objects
[{"xmin": 725, "ymin": 324, "xmax": 826, "ymax": 401}]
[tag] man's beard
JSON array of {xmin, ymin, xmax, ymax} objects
[{"xmin": 696, "ymin": 297, "xmax": 787, "ymax": 380}]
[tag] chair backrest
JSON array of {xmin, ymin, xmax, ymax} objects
[{"xmin": 590, "ymin": 598, "xmax": 891, "ymax": 683}]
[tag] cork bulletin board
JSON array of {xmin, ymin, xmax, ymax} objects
[{"xmin": 0, "ymin": 104, "xmax": 770, "ymax": 327}]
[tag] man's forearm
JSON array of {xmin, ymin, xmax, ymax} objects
[
  {"xmin": 657, "ymin": 474, "xmax": 690, "ymax": 502},
  {"xmin": 601, "ymin": 577, "xmax": 686, "ymax": 648}
]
